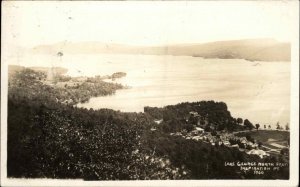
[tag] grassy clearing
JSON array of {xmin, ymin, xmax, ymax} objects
[{"xmin": 236, "ymin": 130, "xmax": 289, "ymax": 147}]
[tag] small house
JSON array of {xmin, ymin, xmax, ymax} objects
[
  {"xmin": 154, "ymin": 119, "xmax": 163, "ymax": 124},
  {"xmin": 223, "ymin": 141, "xmax": 231, "ymax": 146},
  {"xmin": 195, "ymin": 127, "xmax": 204, "ymax": 133},
  {"xmin": 231, "ymin": 144, "xmax": 239, "ymax": 148}
]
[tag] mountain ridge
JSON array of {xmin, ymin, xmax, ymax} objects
[{"xmin": 30, "ymin": 38, "xmax": 290, "ymax": 62}]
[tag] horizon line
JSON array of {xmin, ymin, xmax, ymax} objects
[{"xmin": 18, "ymin": 37, "xmax": 290, "ymax": 49}]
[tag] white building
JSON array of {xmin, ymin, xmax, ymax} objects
[{"xmin": 247, "ymin": 149, "xmax": 269, "ymax": 158}]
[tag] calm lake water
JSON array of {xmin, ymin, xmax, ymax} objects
[{"xmin": 7, "ymin": 54, "xmax": 290, "ymax": 126}]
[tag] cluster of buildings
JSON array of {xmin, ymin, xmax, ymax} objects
[
  {"xmin": 150, "ymin": 110, "xmax": 273, "ymax": 159},
  {"xmin": 168, "ymin": 111, "xmax": 270, "ymax": 159},
  {"xmin": 169, "ymin": 128, "xmax": 270, "ymax": 158}
]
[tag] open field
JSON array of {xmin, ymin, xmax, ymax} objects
[{"xmin": 236, "ymin": 130, "xmax": 289, "ymax": 148}]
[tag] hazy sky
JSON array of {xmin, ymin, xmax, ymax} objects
[{"xmin": 2, "ymin": 1, "xmax": 299, "ymax": 47}]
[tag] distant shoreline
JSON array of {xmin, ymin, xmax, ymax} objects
[{"xmin": 11, "ymin": 38, "xmax": 290, "ymax": 62}]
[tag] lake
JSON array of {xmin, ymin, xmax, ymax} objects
[{"xmin": 7, "ymin": 54, "xmax": 290, "ymax": 126}]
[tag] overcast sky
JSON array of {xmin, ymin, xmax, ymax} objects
[{"xmin": 2, "ymin": 1, "xmax": 299, "ymax": 47}]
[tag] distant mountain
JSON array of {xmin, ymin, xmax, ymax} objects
[
  {"xmin": 167, "ymin": 39, "xmax": 291, "ymax": 62},
  {"xmin": 30, "ymin": 39, "xmax": 290, "ymax": 62}
]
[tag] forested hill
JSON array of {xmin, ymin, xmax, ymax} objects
[
  {"xmin": 166, "ymin": 39, "xmax": 290, "ymax": 62},
  {"xmin": 30, "ymin": 38, "xmax": 290, "ymax": 61},
  {"xmin": 144, "ymin": 101, "xmax": 250, "ymax": 132}
]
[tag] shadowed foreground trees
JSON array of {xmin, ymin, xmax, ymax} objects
[{"xmin": 8, "ymin": 98, "xmax": 189, "ymax": 180}]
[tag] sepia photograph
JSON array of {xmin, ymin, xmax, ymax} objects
[{"xmin": 1, "ymin": 1, "xmax": 299, "ymax": 186}]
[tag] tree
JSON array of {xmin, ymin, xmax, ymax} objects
[
  {"xmin": 280, "ymin": 148, "xmax": 289, "ymax": 156},
  {"xmin": 57, "ymin": 51, "xmax": 64, "ymax": 57},
  {"xmin": 285, "ymin": 123, "xmax": 289, "ymax": 131},
  {"xmin": 204, "ymin": 125, "xmax": 211, "ymax": 132},
  {"xmin": 183, "ymin": 123, "xmax": 194, "ymax": 132},
  {"xmin": 244, "ymin": 119, "xmax": 254, "ymax": 130},
  {"xmin": 238, "ymin": 141, "xmax": 245, "ymax": 149},
  {"xmin": 276, "ymin": 122, "xmax": 280, "ymax": 130},
  {"xmin": 268, "ymin": 125, "xmax": 271, "ymax": 129},
  {"xmin": 258, "ymin": 142, "xmax": 262, "ymax": 148},
  {"xmin": 211, "ymin": 130, "xmax": 217, "ymax": 136},
  {"xmin": 255, "ymin": 124, "xmax": 260, "ymax": 131},
  {"xmin": 264, "ymin": 125, "xmax": 266, "ymax": 129},
  {"xmin": 237, "ymin": 118, "xmax": 243, "ymax": 125}
]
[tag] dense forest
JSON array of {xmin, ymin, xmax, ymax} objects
[
  {"xmin": 7, "ymin": 68, "xmax": 289, "ymax": 180},
  {"xmin": 144, "ymin": 101, "xmax": 253, "ymax": 133}
]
